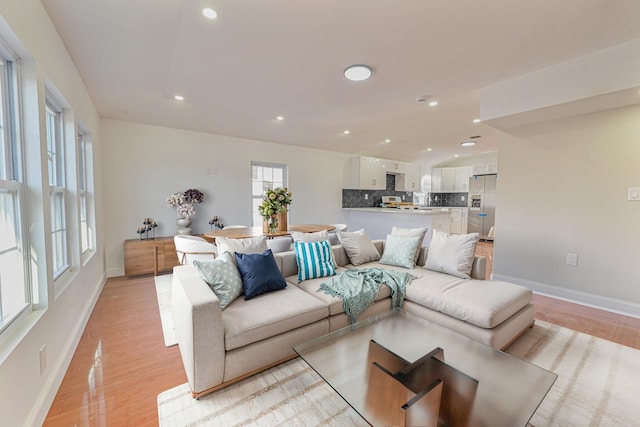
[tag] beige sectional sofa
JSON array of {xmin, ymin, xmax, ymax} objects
[{"xmin": 171, "ymin": 240, "xmax": 534, "ymax": 398}]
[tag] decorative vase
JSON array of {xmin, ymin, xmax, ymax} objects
[
  {"xmin": 268, "ymin": 215, "xmax": 279, "ymax": 233},
  {"xmin": 262, "ymin": 212, "xmax": 288, "ymax": 234},
  {"xmin": 176, "ymin": 217, "xmax": 192, "ymax": 235}
]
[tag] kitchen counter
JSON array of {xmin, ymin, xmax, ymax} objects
[{"xmin": 343, "ymin": 207, "xmax": 463, "ymax": 214}]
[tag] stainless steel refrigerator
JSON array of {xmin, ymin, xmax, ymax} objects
[{"xmin": 467, "ymin": 175, "xmax": 496, "ymax": 240}]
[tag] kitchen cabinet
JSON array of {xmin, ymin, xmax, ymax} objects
[
  {"xmin": 385, "ymin": 160, "xmax": 406, "ymax": 174},
  {"xmin": 346, "ymin": 156, "xmax": 386, "ymax": 190},
  {"xmin": 473, "ymin": 162, "xmax": 499, "ymax": 175},
  {"xmin": 449, "ymin": 208, "xmax": 468, "ymax": 234},
  {"xmin": 432, "ymin": 166, "xmax": 472, "ymax": 193},
  {"xmin": 395, "ymin": 163, "xmax": 421, "ymax": 191}
]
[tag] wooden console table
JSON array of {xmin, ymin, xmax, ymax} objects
[{"xmin": 123, "ymin": 236, "xmax": 180, "ymax": 277}]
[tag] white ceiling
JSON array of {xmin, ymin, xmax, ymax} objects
[{"xmin": 41, "ymin": 0, "xmax": 640, "ymax": 164}]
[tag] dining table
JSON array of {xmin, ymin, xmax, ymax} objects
[{"xmin": 203, "ymin": 224, "xmax": 336, "ymax": 242}]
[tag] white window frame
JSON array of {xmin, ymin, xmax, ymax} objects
[
  {"xmin": 77, "ymin": 127, "xmax": 94, "ymax": 257},
  {"xmin": 251, "ymin": 162, "xmax": 287, "ymax": 227},
  {"xmin": 0, "ymin": 42, "xmax": 29, "ymax": 334},
  {"xmin": 45, "ymin": 94, "xmax": 69, "ymax": 280}
]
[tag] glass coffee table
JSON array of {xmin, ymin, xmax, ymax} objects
[{"xmin": 294, "ymin": 309, "xmax": 556, "ymax": 427}]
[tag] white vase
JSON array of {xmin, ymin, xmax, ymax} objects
[{"xmin": 176, "ymin": 217, "xmax": 192, "ymax": 235}]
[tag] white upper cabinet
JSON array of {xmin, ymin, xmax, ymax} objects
[
  {"xmin": 473, "ymin": 162, "xmax": 499, "ymax": 175},
  {"xmin": 432, "ymin": 166, "xmax": 473, "ymax": 193},
  {"xmin": 346, "ymin": 156, "xmax": 386, "ymax": 190},
  {"xmin": 384, "ymin": 160, "xmax": 406, "ymax": 174},
  {"xmin": 454, "ymin": 166, "xmax": 474, "ymax": 192},
  {"xmin": 395, "ymin": 163, "xmax": 421, "ymax": 191}
]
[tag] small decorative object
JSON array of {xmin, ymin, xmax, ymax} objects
[
  {"xmin": 167, "ymin": 188, "xmax": 204, "ymax": 235},
  {"xmin": 209, "ymin": 216, "xmax": 224, "ymax": 230},
  {"xmin": 136, "ymin": 217, "xmax": 158, "ymax": 240},
  {"xmin": 258, "ymin": 187, "xmax": 292, "ymax": 233}
]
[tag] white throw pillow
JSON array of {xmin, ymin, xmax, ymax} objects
[
  {"xmin": 216, "ymin": 236, "xmax": 268, "ymax": 257},
  {"xmin": 379, "ymin": 234, "xmax": 422, "ymax": 269},
  {"xmin": 391, "ymin": 226, "xmax": 427, "ymax": 263},
  {"xmin": 424, "ymin": 231, "xmax": 479, "ymax": 279},
  {"xmin": 290, "ymin": 230, "xmax": 329, "ymax": 242},
  {"xmin": 337, "ymin": 229, "xmax": 381, "ymax": 266}
]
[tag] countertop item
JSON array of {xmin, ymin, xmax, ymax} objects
[{"xmin": 343, "ymin": 207, "xmax": 451, "ymax": 215}]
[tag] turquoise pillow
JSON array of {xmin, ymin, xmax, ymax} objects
[
  {"xmin": 193, "ymin": 252, "xmax": 243, "ymax": 309},
  {"xmin": 379, "ymin": 235, "xmax": 422, "ymax": 269},
  {"xmin": 294, "ymin": 240, "xmax": 337, "ymax": 282}
]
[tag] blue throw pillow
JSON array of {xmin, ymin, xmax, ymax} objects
[
  {"xmin": 234, "ymin": 249, "xmax": 287, "ymax": 300},
  {"xmin": 294, "ymin": 240, "xmax": 337, "ymax": 282}
]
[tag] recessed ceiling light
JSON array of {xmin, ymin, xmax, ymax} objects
[
  {"xmin": 428, "ymin": 101, "xmax": 438, "ymax": 107},
  {"xmin": 276, "ymin": 116, "xmax": 284, "ymax": 121},
  {"xmin": 454, "ymin": 154, "xmax": 459, "ymax": 158},
  {"xmin": 473, "ymin": 118, "xmax": 481, "ymax": 123},
  {"xmin": 343, "ymin": 65, "xmax": 372, "ymax": 81},
  {"xmin": 174, "ymin": 95, "xmax": 184, "ymax": 101},
  {"xmin": 202, "ymin": 8, "xmax": 218, "ymax": 19},
  {"xmin": 461, "ymin": 141, "xmax": 476, "ymax": 147},
  {"xmin": 384, "ymin": 139, "xmax": 391, "ymax": 143},
  {"xmin": 343, "ymin": 130, "xmax": 351, "ymax": 135}
]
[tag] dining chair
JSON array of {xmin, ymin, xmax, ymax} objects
[
  {"xmin": 266, "ymin": 236, "xmax": 293, "ymax": 254},
  {"xmin": 328, "ymin": 223, "xmax": 347, "ymax": 245},
  {"xmin": 174, "ymin": 235, "xmax": 218, "ymax": 265}
]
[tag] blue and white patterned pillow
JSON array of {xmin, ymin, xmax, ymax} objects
[
  {"xmin": 193, "ymin": 251, "xmax": 243, "ymax": 309},
  {"xmin": 294, "ymin": 240, "xmax": 337, "ymax": 282},
  {"xmin": 379, "ymin": 234, "xmax": 422, "ymax": 269}
]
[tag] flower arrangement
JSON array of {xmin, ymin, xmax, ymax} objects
[
  {"xmin": 257, "ymin": 187, "xmax": 292, "ymax": 221},
  {"xmin": 166, "ymin": 188, "xmax": 204, "ymax": 219}
]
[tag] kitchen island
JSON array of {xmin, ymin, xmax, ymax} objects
[{"xmin": 343, "ymin": 207, "xmax": 452, "ymax": 245}]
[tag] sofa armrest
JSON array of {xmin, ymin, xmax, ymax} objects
[{"xmin": 171, "ymin": 265, "xmax": 225, "ymax": 394}]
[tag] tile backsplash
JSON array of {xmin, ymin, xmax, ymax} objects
[
  {"xmin": 342, "ymin": 174, "xmax": 413, "ymax": 208},
  {"xmin": 429, "ymin": 193, "xmax": 469, "ymax": 207}
]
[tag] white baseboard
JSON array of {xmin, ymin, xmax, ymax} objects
[
  {"xmin": 107, "ymin": 266, "xmax": 124, "ymax": 278},
  {"xmin": 492, "ymin": 273, "xmax": 640, "ymax": 319},
  {"xmin": 27, "ymin": 272, "xmax": 107, "ymax": 427}
]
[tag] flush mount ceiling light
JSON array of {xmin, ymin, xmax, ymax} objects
[
  {"xmin": 202, "ymin": 8, "xmax": 218, "ymax": 19},
  {"xmin": 343, "ymin": 130, "xmax": 351, "ymax": 135},
  {"xmin": 174, "ymin": 95, "xmax": 184, "ymax": 101},
  {"xmin": 428, "ymin": 100, "xmax": 438, "ymax": 107},
  {"xmin": 461, "ymin": 141, "xmax": 476, "ymax": 147},
  {"xmin": 473, "ymin": 118, "xmax": 481, "ymax": 123},
  {"xmin": 276, "ymin": 116, "xmax": 284, "ymax": 121},
  {"xmin": 344, "ymin": 65, "xmax": 372, "ymax": 81}
]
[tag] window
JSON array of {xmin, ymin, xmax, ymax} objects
[
  {"xmin": 0, "ymin": 46, "xmax": 28, "ymax": 332},
  {"xmin": 251, "ymin": 162, "xmax": 287, "ymax": 227},
  {"xmin": 46, "ymin": 96, "xmax": 68, "ymax": 279},
  {"xmin": 77, "ymin": 128, "xmax": 93, "ymax": 254}
]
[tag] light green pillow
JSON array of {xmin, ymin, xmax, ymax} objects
[
  {"xmin": 379, "ymin": 235, "xmax": 422, "ymax": 269},
  {"xmin": 193, "ymin": 252, "xmax": 243, "ymax": 309}
]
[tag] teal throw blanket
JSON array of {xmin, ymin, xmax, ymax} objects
[{"xmin": 318, "ymin": 268, "xmax": 416, "ymax": 324}]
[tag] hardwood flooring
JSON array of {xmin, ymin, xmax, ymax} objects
[{"xmin": 43, "ymin": 244, "xmax": 640, "ymax": 425}]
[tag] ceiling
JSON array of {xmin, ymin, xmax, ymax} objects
[{"xmin": 41, "ymin": 0, "xmax": 640, "ymax": 164}]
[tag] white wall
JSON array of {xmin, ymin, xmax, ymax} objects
[
  {"xmin": 0, "ymin": 2, "xmax": 105, "ymax": 427},
  {"xmin": 101, "ymin": 120, "xmax": 351, "ymax": 276},
  {"xmin": 493, "ymin": 104, "xmax": 640, "ymax": 315}
]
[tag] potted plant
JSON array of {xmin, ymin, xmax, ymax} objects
[{"xmin": 257, "ymin": 187, "xmax": 292, "ymax": 233}]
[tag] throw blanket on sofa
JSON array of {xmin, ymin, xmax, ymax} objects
[{"xmin": 318, "ymin": 268, "xmax": 416, "ymax": 324}]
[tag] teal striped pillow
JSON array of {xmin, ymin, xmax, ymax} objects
[{"xmin": 294, "ymin": 240, "xmax": 337, "ymax": 282}]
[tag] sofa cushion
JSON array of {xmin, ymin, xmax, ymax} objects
[
  {"xmin": 405, "ymin": 270, "xmax": 532, "ymax": 328},
  {"xmin": 222, "ymin": 284, "xmax": 328, "ymax": 350},
  {"xmin": 338, "ymin": 229, "xmax": 381, "ymax": 266},
  {"xmin": 217, "ymin": 235, "xmax": 269, "ymax": 258},
  {"xmin": 292, "ymin": 268, "xmax": 391, "ymax": 316},
  {"xmin": 235, "ymin": 250, "xmax": 287, "ymax": 300},
  {"xmin": 424, "ymin": 231, "xmax": 479, "ymax": 279},
  {"xmin": 294, "ymin": 240, "xmax": 336, "ymax": 282},
  {"xmin": 391, "ymin": 226, "xmax": 427, "ymax": 263},
  {"xmin": 379, "ymin": 234, "xmax": 422, "ymax": 269},
  {"xmin": 346, "ymin": 261, "xmax": 432, "ymax": 278},
  {"xmin": 192, "ymin": 252, "xmax": 243, "ymax": 309}
]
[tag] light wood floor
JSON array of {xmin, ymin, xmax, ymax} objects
[{"xmin": 43, "ymin": 243, "xmax": 640, "ymax": 426}]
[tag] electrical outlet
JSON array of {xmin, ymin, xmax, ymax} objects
[
  {"xmin": 566, "ymin": 253, "xmax": 578, "ymax": 266},
  {"xmin": 628, "ymin": 187, "xmax": 640, "ymax": 201},
  {"xmin": 39, "ymin": 345, "xmax": 47, "ymax": 375},
  {"xmin": 364, "ymin": 194, "xmax": 368, "ymax": 200}
]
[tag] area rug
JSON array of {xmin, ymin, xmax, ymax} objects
[
  {"xmin": 157, "ymin": 321, "xmax": 639, "ymax": 426},
  {"xmin": 154, "ymin": 274, "xmax": 178, "ymax": 347}
]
